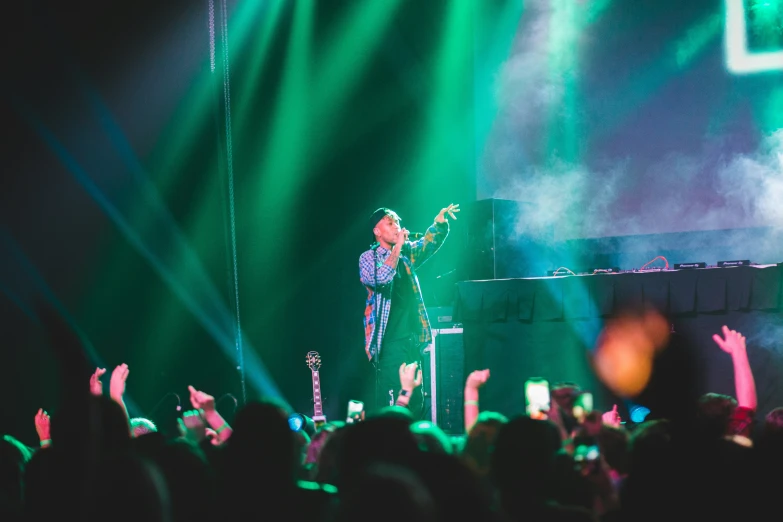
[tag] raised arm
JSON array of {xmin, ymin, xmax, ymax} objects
[
  {"xmin": 464, "ymin": 369, "xmax": 489, "ymax": 433},
  {"xmin": 188, "ymin": 385, "xmax": 232, "ymax": 443},
  {"xmin": 109, "ymin": 363, "xmax": 131, "ymax": 425},
  {"xmin": 89, "ymin": 367, "xmax": 106, "ymax": 396},
  {"xmin": 408, "ymin": 204, "xmax": 459, "ymax": 268},
  {"xmin": 712, "ymin": 325, "xmax": 757, "ymax": 411},
  {"xmin": 34, "ymin": 409, "xmax": 52, "ymax": 448}
]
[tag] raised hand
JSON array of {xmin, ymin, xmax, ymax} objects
[
  {"xmin": 34, "ymin": 408, "xmax": 51, "ymax": 443},
  {"xmin": 713, "ymin": 325, "xmax": 757, "ymax": 411},
  {"xmin": 435, "ymin": 203, "xmax": 460, "ymax": 224},
  {"xmin": 188, "ymin": 385, "xmax": 216, "ymax": 413},
  {"xmin": 188, "ymin": 385, "xmax": 232, "ymax": 442},
  {"xmin": 465, "ymin": 369, "xmax": 490, "ymax": 390},
  {"xmin": 602, "ymin": 404, "xmax": 622, "ymax": 427},
  {"xmin": 712, "ymin": 325, "xmax": 746, "ymax": 356},
  {"xmin": 109, "ymin": 363, "xmax": 129, "ymax": 401},
  {"xmin": 464, "ymin": 369, "xmax": 490, "ymax": 432},
  {"xmin": 398, "ymin": 362, "xmax": 423, "ymax": 391},
  {"xmin": 89, "ymin": 367, "xmax": 107, "ymax": 396}
]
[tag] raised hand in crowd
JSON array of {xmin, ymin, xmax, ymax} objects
[
  {"xmin": 188, "ymin": 384, "xmax": 216, "ymax": 412},
  {"xmin": 109, "ymin": 363, "xmax": 130, "ymax": 422},
  {"xmin": 394, "ymin": 362, "xmax": 423, "ymax": 408},
  {"xmin": 464, "ymin": 369, "xmax": 490, "ymax": 432},
  {"xmin": 713, "ymin": 325, "xmax": 757, "ymax": 411},
  {"xmin": 109, "ymin": 364, "xmax": 128, "ymax": 401},
  {"xmin": 399, "ymin": 362, "xmax": 423, "ymax": 391},
  {"xmin": 466, "ymin": 369, "xmax": 490, "ymax": 391},
  {"xmin": 602, "ymin": 404, "xmax": 622, "ymax": 428},
  {"xmin": 34, "ymin": 408, "xmax": 52, "ymax": 448},
  {"xmin": 188, "ymin": 385, "xmax": 232, "ymax": 443},
  {"xmin": 712, "ymin": 324, "xmax": 746, "ymax": 356},
  {"xmin": 89, "ymin": 367, "xmax": 106, "ymax": 396}
]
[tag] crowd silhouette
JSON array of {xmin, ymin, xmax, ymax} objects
[{"xmin": 3, "ymin": 307, "xmax": 782, "ymax": 522}]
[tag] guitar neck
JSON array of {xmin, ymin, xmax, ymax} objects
[{"xmin": 312, "ymin": 370, "xmax": 326, "ymax": 423}]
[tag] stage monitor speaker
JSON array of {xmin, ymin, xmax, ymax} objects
[{"xmin": 422, "ymin": 327, "xmax": 465, "ymax": 434}]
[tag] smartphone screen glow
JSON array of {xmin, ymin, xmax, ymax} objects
[{"xmin": 525, "ymin": 378, "xmax": 550, "ymax": 416}]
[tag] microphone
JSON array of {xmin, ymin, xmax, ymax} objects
[
  {"xmin": 149, "ymin": 392, "xmax": 182, "ymax": 416},
  {"xmin": 409, "ymin": 232, "xmax": 424, "ymax": 240},
  {"xmin": 218, "ymin": 393, "xmax": 239, "ymax": 412}
]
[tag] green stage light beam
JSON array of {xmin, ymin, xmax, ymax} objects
[
  {"xmin": 311, "ymin": 0, "xmax": 402, "ymax": 128},
  {"xmin": 545, "ymin": 0, "xmax": 583, "ymax": 163},
  {"xmin": 0, "ymin": 282, "xmax": 39, "ymax": 324},
  {"xmin": 585, "ymin": 0, "xmax": 614, "ymax": 25},
  {"xmin": 0, "ymin": 230, "xmax": 144, "ymax": 417},
  {"xmin": 215, "ymin": 0, "xmax": 247, "ymax": 404},
  {"xmin": 12, "ymin": 100, "xmax": 287, "ymax": 406},
  {"xmin": 675, "ymin": 12, "xmax": 724, "ymax": 68},
  {"xmin": 256, "ymin": 0, "xmax": 313, "ymax": 210},
  {"xmin": 152, "ymin": 0, "xmax": 282, "ymax": 195},
  {"xmin": 249, "ymin": 0, "xmax": 314, "ymax": 280},
  {"xmin": 235, "ymin": 0, "xmax": 286, "ymax": 120},
  {"xmin": 407, "ymin": 0, "xmax": 475, "ymax": 197},
  {"xmin": 761, "ymin": 87, "xmax": 783, "ymax": 129},
  {"xmin": 474, "ymin": 0, "xmax": 526, "ymax": 183}
]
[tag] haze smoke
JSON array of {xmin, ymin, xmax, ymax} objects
[{"xmin": 482, "ymin": 0, "xmax": 783, "ymax": 266}]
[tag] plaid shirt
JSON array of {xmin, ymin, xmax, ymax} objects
[{"xmin": 359, "ymin": 221, "xmax": 449, "ymax": 361}]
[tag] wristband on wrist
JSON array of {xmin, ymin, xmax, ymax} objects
[
  {"xmin": 464, "ymin": 400, "xmax": 479, "ymax": 406},
  {"xmin": 399, "ymin": 389, "xmax": 410, "ymax": 397},
  {"xmin": 215, "ymin": 423, "xmax": 229, "ymax": 434},
  {"xmin": 40, "ymin": 439, "xmax": 52, "ymax": 447}
]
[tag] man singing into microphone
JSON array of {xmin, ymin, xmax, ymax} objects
[{"xmin": 359, "ymin": 203, "xmax": 460, "ymax": 416}]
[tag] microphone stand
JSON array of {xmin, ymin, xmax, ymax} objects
[{"xmin": 372, "ymin": 243, "xmax": 381, "ymax": 411}]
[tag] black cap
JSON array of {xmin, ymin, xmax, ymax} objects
[{"xmin": 369, "ymin": 208, "xmax": 392, "ymax": 241}]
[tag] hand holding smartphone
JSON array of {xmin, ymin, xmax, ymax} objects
[
  {"xmin": 346, "ymin": 400, "xmax": 365, "ymax": 424},
  {"xmin": 525, "ymin": 378, "xmax": 551, "ymax": 418},
  {"xmin": 572, "ymin": 391, "xmax": 593, "ymax": 422},
  {"xmin": 573, "ymin": 435, "xmax": 601, "ymax": 474}
]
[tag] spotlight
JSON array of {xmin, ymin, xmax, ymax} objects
[{"xmin": 288, "ymin": 413, "xmax": 315, "ymax": 436}]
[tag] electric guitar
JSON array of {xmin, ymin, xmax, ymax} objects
[{"xmin": 306, "ymin": 351, "xmax": 327, "ymax": 427}]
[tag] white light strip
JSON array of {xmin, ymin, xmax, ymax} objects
[{"xmin": 725, "ymin": 0, "xmax": 783, "ymax": 74}]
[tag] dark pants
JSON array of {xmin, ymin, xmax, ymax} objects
[{"xmin": 374, "ymin": 335, "xmax": 424, "ymax": 418}]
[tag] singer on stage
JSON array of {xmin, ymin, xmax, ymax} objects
[{"xmin": 359, "ymin": 203, "xmax": 460, "ymax": 416}]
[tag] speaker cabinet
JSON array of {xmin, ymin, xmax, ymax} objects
[{"xmin": 422, "ymin": 327, "xmax": 465, "ymax": 434}]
